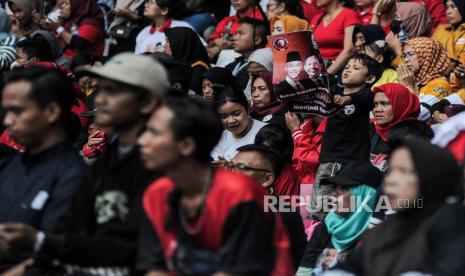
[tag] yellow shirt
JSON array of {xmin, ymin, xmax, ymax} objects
[
  {"xmin": 432, "ymin": 23, "xmax": 465, "ymax": 61},
  {"xmin": 372, "ymin": 68, "xmax": 398, "ymax": 89},
  {"xmin": 418, "ymin": 77, "xmax": 452, "ymax": 106}
]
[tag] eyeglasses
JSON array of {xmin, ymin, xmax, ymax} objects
[{"xmin": 225, "ymin": 162, "xmax": 272, "ymax": 173}]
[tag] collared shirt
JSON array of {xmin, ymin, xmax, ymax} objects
[
  {"xmin": 0, "ymin": 142, "xmax": 86, "ymax": 231},
  {"xmin": 285, "ymin": 76, "xmax": 305, "ymax": 91}
]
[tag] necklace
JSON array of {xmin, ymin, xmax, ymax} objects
[{"xmin": 178, "ymin": 168, "xmax": 213, "ymax": 236}]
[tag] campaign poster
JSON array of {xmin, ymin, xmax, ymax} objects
[{"xmin": 269, "ymin": 31, "xmax": 339, "ymax": 116}]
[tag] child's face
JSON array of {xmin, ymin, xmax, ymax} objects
[{"xmin": 342, "ymin": 59, "xmax": 370, "ymax": 87}]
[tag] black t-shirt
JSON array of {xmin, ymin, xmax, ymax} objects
[{"xmin": 319, "ymin": 87, "xmax": 373, "ymax": 163}]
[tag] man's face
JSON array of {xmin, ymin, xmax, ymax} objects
[
  {"xmin": 2, "ymin": 81, "xmax": 51, "ymax": 147},
  {"xmin": 231, "ymin": 0, "xmax": 252, "ymax": 13},
  {"xmin": 304, "ymin": 56, "xmax": 322, "ymax": 79},
  {"xmin": 341, "ymin": 59, "xmax": 370, "ymax": 87},
  {"xmin": 285, "ymin": 61, "xmax": 302, "ymax": 80},
  {"xmin": 138, "ymin": 106, "xmax": 181, "ymax": 171},
  {"xmin": 144, "ymin": 0, "xmax": 165, "ymax": 18},
  {"xmin": 233, "ymin": 23, "xmax": 255, "ymax": 54},
  {"xmin": 93, "ymin": 79, "xmax": 146, "ymax": 130},
  {"xmin": 231, "ymin": 151, "xmax": 274, "ymax": 188}
]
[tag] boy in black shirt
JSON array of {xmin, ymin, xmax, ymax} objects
[{"xmin": 309, "ymin": 53, "xmax": 382, "ymax": 221}]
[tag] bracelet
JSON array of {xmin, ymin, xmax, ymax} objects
[
  {"xmin": 56, "ymin": 26, "xmax": 65, "ymax": 35},
  {"xmin": 34, "ymin": 231, "xmax": 46, "ymax": 252}
]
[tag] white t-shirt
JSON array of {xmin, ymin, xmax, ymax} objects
[
  {"xmin": 135, "ymin": 20, "xmax": 195, "ymax": 54},
  {"xmin": 211, "ymin": 119, "xmax": 267, "ymax": 161}
]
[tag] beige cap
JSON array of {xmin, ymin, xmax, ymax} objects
[{"xmin": 76, "ymin": 52, "xmax": 170, "ymax": 97}]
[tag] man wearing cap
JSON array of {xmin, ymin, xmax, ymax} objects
[
  {"xmin": 275, "ymin": 51, "xmax": 317, "ymax": 99},
  {"xmin": 0, "ymin": 53, "xmax": 169, "ymax": 275}
]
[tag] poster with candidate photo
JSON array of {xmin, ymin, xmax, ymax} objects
[{"xmin": 269, "ymin": 31, "xmax": 339, "ymax": 116}]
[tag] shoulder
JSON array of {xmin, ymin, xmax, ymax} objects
[
  {"xmin": 144, "ymin": 177, "xmax": 175, "ymax": 199},
  {"xmin": 211, "ymin": 170, "xmax": 266, "ymax": 204}
]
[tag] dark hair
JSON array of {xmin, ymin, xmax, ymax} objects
[
  {"xmin": 255, "ymin": 124, "xmax": 294, "ymax": 162},
  {"xmin": 164, "ymin": 96, "xmax": 223, "ymax": 163},
  {"xmin": 4, "ymin": 67, "xmax": 78, "ymax": 139},
  {"xmin": 17, "ymin": 38, "xmax": 53, "ymax": 62},
  {"xmin": 213, "ymin": 85, "xmax": 249, "ymax": 111},
  {"xmin": 349, "ymin": 53, "xmax": 383, "ymax": 83},
  {"xmin": 155, "ymin": 0, "xmax": 187, "ymax": 19},
  {"xmin": 153, "ymin": 52, "xmax": 192, "ymax": 95},
  {"xmin": 274, "ymin": 0, "xmax": 305, "ymax": 19},
  {"xmin": 360, "ymin": 41, "xmax": 395, "ymax": 69},
  {"xmin": 70, "ymin": 53, "xmax": 102, "ymax": 72},
  {"xmin": 239, "ymin": 17, "xmax": 270, "ymax": 49},
  {"xmin": 237, "ymin": 144, "xmax": 285, "ymax": 177},
  {"xmin": 388, "ymin": 119, "xmax": 434, "ymax": 150}
]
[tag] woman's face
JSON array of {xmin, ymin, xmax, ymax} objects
[
  {"xmin": 201, "ymin": 79, "xmax": 214, "ymax": 101},
  {"xmin": 373, "ymin": 92, "xmax": 394, "ymax": 126},
  {"xmin": 144, "ymin": 0, "xmax": 165, "ymax": 19},
  {"xmin": 445, "ymin": 0, "xmax": 463, "ymax": 25},
  {"xmin": 218, "ymin": 102, "xmax": 251, "ymax": 137},
  {"xmin": 251, "ymin": 77, "xmax": 272, "ymax": 108},
  {"xmin": 403, "ymin": 45, "xmax": 420, "ymax": 74},
  {"xmin": 266, "ymin": 0, "xmax": 284, "ymax": 20},
  {"xmin": 332, "ymin": 185, "xmax": 353, "ymax": 217},
  {"xmin": 60, "ymin": 0, "xmax": 71, "ymax": 19},
  {"xmin": 271, "ymin": 19, "xmax": 285, "ymax": 35},
  {"xmin": 384, "ymin": 148, "xmax": 419, "ymax": 211},
  {"xmin": 354, "ymin": 32, "xmax": 366, "ymax": 49}
]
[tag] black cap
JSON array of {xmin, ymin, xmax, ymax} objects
[
  {"xmin": 321, "ymin": 161, "xmax": 383, "ymax": 189},
  {"xmin": 286, "ymin": 51, "xmax": 302, "ymax": 63}
]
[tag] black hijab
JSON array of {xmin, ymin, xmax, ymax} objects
[
  {"xmin": 352, "ymin": 24, "xmax": 386, "ymax": 45},
  {"xmin": 164, "ymin": 27, "xmax": 209, "ymax": 67},
  {"xmin": 202, "ymin": 67, "xmax": 242, "ymax": 91}
]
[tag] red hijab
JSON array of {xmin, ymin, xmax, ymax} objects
[
  {"xmin": 373, "ymin": 83, "xmax": 420, "ymax": 141},
  {"xmin": 64, "ymin": 0, "xmax": 104, "ymax": 31},
  {"xmin": 250, "ymin": 72, "xmax": 286, "ymax": 118}
]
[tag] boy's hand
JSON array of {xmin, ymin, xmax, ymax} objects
[
  {"xmin": 285, "ymin": 112, "xmax": 302, "ymax": 132},
  {"xmin": 334, "ymin": 95, "xmax": 351, "ymax": 106}
]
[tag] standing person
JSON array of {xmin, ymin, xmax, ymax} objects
[
  {"xmin": 135, "ymin": 0, "xmax": 196, "ymax": 54},
  {"xmin": 355, "ymin": 0, "xmax": 376, "ymax": 25},
  {"xmin": 310, "ymin": 0, "xmax": 361, "ymax": 75},
  {"xmin": 211, "ymin": 85, "xmax": 267, "ymax": 163},
  {"xmin": 309, "ymin": 53, "xmax": 382, "ymax": 221},
  {"xmin": 164, "ymin": 27, "xmax": 210, "ymax": 95},
  {"xmin": 0, "ymin": 53, "xmax": 169, "ymax": 275},
  {"xmin": 0, "ymin": 67, "xmax": 86, "ymax": 272},
  {"xmin": 136, "ymin": 96, "xmax": 294, "ymax": 275}
]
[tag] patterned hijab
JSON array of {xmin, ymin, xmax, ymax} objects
[{"xmin": 404, "ymin": 37, "xmax": 450, "ymax": 87}]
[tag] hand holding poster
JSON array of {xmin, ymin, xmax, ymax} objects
[{"xmin": 269, "ymin": 31, "xmax": 340, "ymax": 116}]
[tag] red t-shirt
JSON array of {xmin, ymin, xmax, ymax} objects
[
  {"xmin": 64, "ymin": 24, "xmax": 105, "ymax": 59},
  {"xmin": 300, "ymin": 0, "xmax": 322, "ymax": 23},
  {"xmin": 208, "ymin": 8, "xmax": 263, "ymax": 42},
  {"xmin": 141, "ymin": 169, "xmax": 294, "ymax": 275},
  {"xmin": 411, "ymin": 0, "xmax": 447, "ymax": 31},
  {"xmin": 311, "ymin": 8, "xmax": 361, "ymax": 61},
  {"xmin": 356, "ymin": 7, "xmax": 374, "ymax": 25}
]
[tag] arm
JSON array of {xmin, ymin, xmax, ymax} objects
[{"xmin": 327, "ymin": 25, "xmax": 356, "ymax": 75}]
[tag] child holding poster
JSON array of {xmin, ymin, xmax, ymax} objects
[{"xmin": 309, "ymin": 53, "xmax": 382, "ymax": 221}]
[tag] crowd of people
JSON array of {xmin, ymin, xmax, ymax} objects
[{"xmin": 0, "ymin": 0, "xmax": 464, "ymax": 275}]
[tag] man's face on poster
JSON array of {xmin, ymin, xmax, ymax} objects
[
  {"xmin": 304, "ymin": 56, "xmax": 322, "ymax": 79},
  {"xmin": 285, "ymin": 61, "xmax": 302, "ymax": 80}
]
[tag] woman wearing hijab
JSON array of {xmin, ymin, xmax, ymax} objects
[
  {"xmin": 352, "ymin": 24, "xmax": 386, "ymax": 50},
  {"xmin": 297, "ymin": 162, "xmax": 383, "ymax": 275},
  {"xmin": 46, "ymin": 0, "xmax": 105, "ymax": 60},
  {"xmin": 250, "ymin": 72, "xmax": 287, "ymax": 126},
  {"xmin": 341, "ymin": 139, "xmax": 464, "ymax": 276},
  {"xmin": 370, "ymin": 83, "xmax": 420, "ymax": 171},
  {"xmin": 397, "ymin": 37, "xmax": 451, "ymax": 121},
  {"xmin": 270, "ymin": 14, "xmax": 309, "ymax": 35},
  {"xmin": 385, "ymin": 2, "xmax": 432, "ymax": 66},
  {"xmin": 164, "ymin": 27, "xmax": 210, "ymax": 95},
  {"xmin": 201, "ymin": 67, "xmax": 240, "ymax": 101},
  {"xmin": 0, "ymin": 8, "xmax": 18, "ymax": 71}
]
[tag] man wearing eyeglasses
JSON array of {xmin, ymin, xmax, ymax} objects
[{"xmin": 231, "ymin": 144, "xmax": 307, "ymax": 269}]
